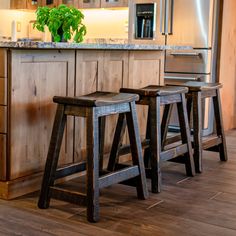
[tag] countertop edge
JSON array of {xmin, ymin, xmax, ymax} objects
[{"xmin": 0, "ymin": 42, "xmax": 192, "ymax": 50}]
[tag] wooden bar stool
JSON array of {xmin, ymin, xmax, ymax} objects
[
  {"xmin": 38, "ymin": 91, "xmax": 148, "ymax": 222},
  {"xmin": 108, "ymin": 85, "xmax": 195, "ymax": 193},
  {"xmin": 164, "ymin": 81, "xmax": 228, "ymax": 173}
]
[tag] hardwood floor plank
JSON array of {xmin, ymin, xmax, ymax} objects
[{"xmin": 0, "ymin": 130, "xmax": 236, "ymax": 235}]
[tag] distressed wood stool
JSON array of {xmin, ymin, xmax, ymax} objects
[
  {"xmin": 165, "ymin": 81, "xmax": 228, "ymax": 173},
  {"xmin": 38, "ymin": 91, "xmax": 148, "ymax": 222},
  {"xmin": 108, "ymin": 85, "xmax": 195, "ymax": 193}
]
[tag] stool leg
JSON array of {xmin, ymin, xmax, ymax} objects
[
  {"xmin": 86, "ymin": 108, "xmax": 100, "ymax": 222},
  {"xmin": 107, "ymin": 113, "xmax": 126, "ymax": 172},
  {"xmin": 161, "ymin": 104, "xmax": 173, "ymax": 149},
  {"xmin": 177, "ymin": 94, "xmax": 195, "ymax": 176},
  {"xmin": 186, "ymin": 95, "xmax": 192, "ymax": 124},
  {"xmin": 144, "ymin": 106, "xmax": 151, "ymax": 168},
  {"xmin": 99, "ymin": 116, "xmax": 106, "ymax": 172},
  {"xmin": 126, "ymin": 101, "xmax": 148, "ymax": 199},
  {"xmin": 38, "ymin": 104, "xmax": 67, "ymax": 209},
  {"xmin": 213, "ymin": 89, "xmax": 228, "ymax": 161},
  {"xmin": 149, "ymin": 97, "xmax": 161, "ymax": 193},
  {"xmin": 192, "ymin": 91, "xmax": 203, "ymax": 173}
]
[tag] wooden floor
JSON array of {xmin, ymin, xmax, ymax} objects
[{"xmin": 1, "ymin": 130, "xmax": 236, "ymax": 236}]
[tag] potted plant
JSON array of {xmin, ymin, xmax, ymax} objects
[{"xmin": 33, "ymin": 4, "xmax": 86, "ymax": 43}]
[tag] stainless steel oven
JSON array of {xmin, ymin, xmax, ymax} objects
[{"xmin": 165, "ymin": 49, "xmax": 214, "ymax": 135}]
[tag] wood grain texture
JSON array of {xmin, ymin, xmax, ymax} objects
[
  {"xmin": 10, "ymin": 0, "xmax": 40, "ymax": 9},
  {"xmin": 10, "ymin": 50, "xmax": 75, "ymax": 180},
  {"xmin": 0, "ymin": 49, "xmax": 7, "ymax": 78},
  {"xmin": 128, "ymin": 51, "xmax": 164, "ymax": 140},
  {"xmin": 0, "ymin": 106, "xmax": 7, "ymax": 133},
  {"xmin": 0, "ymin": 49, "xmax": 7, "ymax": 105},
  {"xmin": 219, "ymin": 0, "xmax": 236, "ymax": 130},
  {"xmin": 0, "ymin": 130, "xmax": 236, "ymax": 234},
  {"xmin": 98, "ymin": 51, "xmax": 128, "ymax": 154},
  {"xmin": 74, "ymin": 50, "xmax": 102, "ymax": 162},
  {"xmin": 0, "ymin": 134, "xmax": 6, "ymax": 180},
  {"xmin": 40, "ymin": 0, "xmax": 58, "ymax": 7},
  {"xmin": 0, "ymin": 77, "xmax": 7, "ymax": 106},
  {"xmin": 58, "ymin": 0, "xmax": 78, "ymax": 7}
]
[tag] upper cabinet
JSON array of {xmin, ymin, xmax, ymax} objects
[
  {"xmin": 10, "ymin": 0, "xmax": 41, "ymax": 9},
  {"xmin": 78, "ymin": 0, "xmax": 100, "ymax": 8},
  {"xmin": 100, "ymin": 0, "xmax": 128, "ymax": 8},
  {"xmin": 58, "ymin": 0, "xmax": 79, "ymax": 7},
  {"xmin": 10, "ymin": 0, "xmax": 127, "ymax": 9},
  {"xmin": 41, "ymin": 0, "xmax": 58, "ymax": 7},
  {"xmin": 78, "ymin": 0, "xmax": 128, "ymax": 8}
]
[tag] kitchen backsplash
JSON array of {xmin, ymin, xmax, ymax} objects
[{"xmin": 0, "ymin": 9, "xmax": 129, "ymax": 41}]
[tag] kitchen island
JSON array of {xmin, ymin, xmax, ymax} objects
[{"xmin": 0, "ymin": 42, "xmax": 190, "ymax": 199}]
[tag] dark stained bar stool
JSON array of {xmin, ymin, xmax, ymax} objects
[
  {"xmin": 164, "ymin": 81, "xmax": 228, "ymax": 173},
  {"xmin": 108, "ymin": 85, "xmax": 195, "ymax": 193},
  {"xmin": 38, "ymin": 91, "xmax": 148, "ymax": 223}
]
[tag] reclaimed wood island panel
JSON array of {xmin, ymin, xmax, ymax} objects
[{"xmin": 0, "ymin": 42, "xmax": 184, "ymax": 199}]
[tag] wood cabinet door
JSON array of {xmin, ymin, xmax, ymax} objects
[
  {"xmin": 57, "ymin": 0, "xmax": 79, "ymax": 7},
  {"xmin": 41, "ymin": 0, "xmax": 58, "ymax": 7},
  {"xmin": 9, "ymin": 50, "xmax": 75, "ymax": 180},
  {"xmin": 74, "ymin": 50, "xmax": 103, "ymax": 162},
  {"xmin": 26, "ymin": 0, "xmax": 41, "ymax": 9},
  {"xmin": 11, "ymin": 0, "xmax": 41, "ymax": 9},
  {"xmin": 98, "ymin": 51, "xmax": 128, "ymax": 153},
  {"xmin": 10, "ymin": 0, "xmax": 27, "ymax": 9},
  {"xmin": 100, "ymin": 0, "xmax": 128, "ymax": 8},
  {"xmin": 78, "ymin": 0, "xmax": 100, "ymax": 8},
  {"xmin": 128, "ymin": 51, "xmax": 164, "ymax": 139}
]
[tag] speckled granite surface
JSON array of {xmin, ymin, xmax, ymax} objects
[{"xmin": 0, "ymin": 41, "xmax": 192, "ymax": 50}]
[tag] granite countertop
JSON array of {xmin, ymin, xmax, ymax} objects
[{"xmin": 0, "ymin": 41, "xmax": 192, "ymax": 50}]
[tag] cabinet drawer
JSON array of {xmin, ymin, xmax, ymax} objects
[
  {"xmin": 0, "ymin": 106, "xmax": 7, "ymax": 133},
  {"xmin": 0, "ymin": 49, "xmax": 7, "ymax": 78},
  {"xmin": 0, "ymin": 134, "xmax": 7, "ymax": 180},
  {"xmin": 0, "ymin": 77, "xmax": 7, "ymax": 105}
]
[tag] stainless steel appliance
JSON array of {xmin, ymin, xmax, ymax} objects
[{"xmin": 129, "ymin": 0, "xmax": 220, "ymax": 135}]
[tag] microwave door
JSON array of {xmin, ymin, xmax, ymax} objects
[{"xmin": 165, "ymin": 0, "xmax": 214, "ymax": 48}]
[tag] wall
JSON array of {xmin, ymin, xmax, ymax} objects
[
  {"xmin": 0, "ymin": 10, "xmax": 36, "ymax": 39},
  {"xmin": 219, "ymin": 0, "xmax": 236, "ymax": 130},
  {"xmin": 0, "ymin": 0, "xmax": 10, "ymax": 9},
  {"xmin": 83, "ymin": 9, "xmax": 128, "ymax": 39},
  {"xmin": 0, "ymin": 8, "xmax": 128, "ymax": 41}
]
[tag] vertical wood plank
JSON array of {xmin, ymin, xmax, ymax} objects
[
  {"xmin": 128, "ymin": 51, "xmax": 164, "ymax": 140},
  {"xmin": 74, "ymin": 50, "xmax": 102, "ymax": 162},
  {"xmin": 98, "ymin": 51, "xmax": 128, "ymax": 154},
  {"xmin": 0, "ymin": 134, "xmax": 7, "ymax": 180},
  {"xmin": 0, "ymin": 106, "xmax": 7, "ymax": 133}
]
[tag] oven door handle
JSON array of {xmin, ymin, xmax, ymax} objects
[
  {"xmin": 170, "ymin": 52, "xmax": 201, "ymax": 57},
  {"xmin": 165, "ymin": 76, "xmax": 199, "ymax": 81}
]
